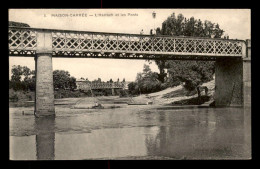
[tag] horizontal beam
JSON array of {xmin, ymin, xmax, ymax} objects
[{"xmin": 8, "ymin": 26, "xmax": 245, "ymax": 42}]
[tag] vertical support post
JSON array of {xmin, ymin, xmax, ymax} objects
[
  {"xmin": 242, "ymin": 39, "xmax": 251, "ymax": 107},
  {"xmin": 112, "ymin": 88, "xmax": 115, "ymax": 96},
  {"xmin": 128, "ymin": 35, "xmax": 131, "ymax": 52},
  {"xmin": 242, "ymin": 39, "xmax": 251, "ymax": 158},
  {"xmin": 111, "ymin": 83, "xmax": 115, "ymax": 96},
  {"xmin": 214, "ymin": 40, "xmax": 251, "ymax": 107},
  {"xmin": 35, "ymin": 30, "xmax": 55, "ymax": 117},
  {"xmin": 34, "ymin": 56, "xmax": 37, "ymax": 115}
]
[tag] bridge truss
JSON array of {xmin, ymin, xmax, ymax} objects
[
  {"xmin": 76, "ymin": 82, "xmax": 126, "ymax": 91},
  {"xmin": 9, "ymin": 27, "xmax": 245, "ymax": 60}
]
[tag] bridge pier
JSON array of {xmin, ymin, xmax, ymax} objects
[
  {"xmin": 112, "ymin": 88, "xmax": 115, "ymax": 96},
  {"xmin": 34, "ymin": 31, "xmax": 55, "ymax": 117},
  {"xmin": 215, "ymin": 58, "xmax": 243, "ymax": 106},
  {"xmin": 243, "ymin": 40, "xmax": 251, "ymax": 107},
  {"xmin": 215, "ymin": 39, "xmax": 251, "ymax": 107}
]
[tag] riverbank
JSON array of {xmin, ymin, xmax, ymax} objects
[
  {"xmin": 9, "ymin": 78, "xmax": 215, "ymax": 108},
  {"xmin": 129, "ymin": 79, "xmax": 215, "ymax": 106}
]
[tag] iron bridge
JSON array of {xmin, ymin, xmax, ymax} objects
[
  {"xmin": 76, "ymin": 82, "xmax": 126, "ymax": 90},
  {"xmin": 9, "ymin": 27, "xmax": 245, "ymax": 60}
]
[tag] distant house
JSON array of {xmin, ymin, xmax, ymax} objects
[{"xmin": 75, "ymin": 80, "xmax": 91, "ymax": 91}]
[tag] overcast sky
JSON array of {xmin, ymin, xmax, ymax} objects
[{"xmin": 9, "ymin": 9, "xmax": 251, "ymax": 81}]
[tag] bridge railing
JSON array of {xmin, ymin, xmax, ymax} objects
[{"xmin": 9, "ymin": 26, "xmax": 245, "ymax": 58}]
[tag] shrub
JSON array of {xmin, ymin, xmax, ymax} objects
[
  {"xmin": 9, "ymin": 94, "xmax": 18, "ymax": 102},
  {"xmin": 119, "ymin": 89, "xmax": 128, "ymax": 97}
]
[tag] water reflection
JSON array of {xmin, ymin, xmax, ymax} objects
[
  {"xmin": 54, "ymin": 127, "xmax": 149, "ymax": 160},
  {"xmin": 144, "ymin": 108, "xmax": 250, "ymax": 159},
  {"xmin": 243, "ymin": 107, "xmax": 251, "ymax": 158},
  {"xmin": 34, "ymin": 116, "xmax": 55, "ymax": 160},
  {"xmin": 10, "ymin": 107, "xmax": 251, "ymax": 160}
]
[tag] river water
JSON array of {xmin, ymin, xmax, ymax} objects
[{"xmin": 9, "ymin": 104, "xmax": 251, "ymax": 160}]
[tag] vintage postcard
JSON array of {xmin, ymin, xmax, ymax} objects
[{"xmin": 9, "ymin": 9, "xmax": 251, "ymax": 160}]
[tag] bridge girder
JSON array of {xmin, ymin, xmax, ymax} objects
[{"xmin": 9, "ymin": 27, "xmax": 245, "ymax": 60}]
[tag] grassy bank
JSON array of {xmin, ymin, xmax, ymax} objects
[{"xmin": 9, "ymin": 89, "xmax": 34, "ymax": 107}]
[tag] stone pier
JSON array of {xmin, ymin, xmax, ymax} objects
[
  {"xmin": 34, "ymin": 31, "xmax": 55, "ymax": 117},
  {"xmin": 215, "ymin": 58, "xmax": 243, "ymax": 106},
  {"xmin": 215, "ymin": 39, "xmax": 251, "ymax": 107},
  {"xmin": 243, "ymin": 40, "xmax": 251, "ymax": 107}
]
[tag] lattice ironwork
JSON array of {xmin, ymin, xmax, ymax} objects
[
  {"xmin": 9, "ymin": 27, "xmax": 244, "ymax": 58},
  {"xmin": 76, "ymin": 81, "xmax": 126, "ymax": 90},
  {"xmin": 9, "ymin": 28, "xmax": 37, "ymax": 52}
]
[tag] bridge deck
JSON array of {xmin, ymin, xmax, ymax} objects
[{"xmin": 9, "ymin": 27, "xmax": 245, "ymax": 60}]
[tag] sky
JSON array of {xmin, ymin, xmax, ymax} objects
[{"xmin": 9, "ymin": 9, "xmax": 251, "ymax": 81}]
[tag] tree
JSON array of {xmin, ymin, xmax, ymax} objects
[
  {"xmin": 154, "ymin": 60, "xmax": 167, "ymax": 83},
  {"xmin": 24, "ymin": 70, "xmax": 35, "ymax": 91},
  {"xmin": 154, "ymin": 12, "xmax": 224, "ymax": 90},
  {"xmin": 11, "ymin": 65, "xmax": 23, "ymax": 82},
  {"xmin": 68, "ymin": 76, "xmax": 77, "ymax": 91},
  {"xmin": 53, "ymin": 70, "xmax": 76, "ymax": 90},
  {"xmin": 128, "ymin": 82, "xmax": 137, "ymax": 95},
  {"xmin": 10, "ymin": 65, "xmax": 35, "ymax": 91},
  {"xmin": 166, "ymin": 60, "xmax": 214, "ymax": 90},
  {"xmin": 128, "ymin": 64, "xmax": 164, "ymax": 95},
  {"xmin": 92, "ymin": 78, "xmax": 102, "ymax": 83},
  {"xmin": 10, "ymin": 66, "xmax": 77, "ymax": 92},
  {"xmin": 9, "ymin": 21, "xmax": 30, "ymax": 27}
]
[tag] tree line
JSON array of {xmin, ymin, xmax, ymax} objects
[
  {"xmin": 9, "ymin": 65, "xmax": 77, "ymax": 92},
  {"xmin": 9, "ymin": 65, "xmax": 127, "ymax": 92}
]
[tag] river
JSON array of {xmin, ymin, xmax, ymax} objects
[{"xmin": 9, "ymin": 100, "xmax": 251, "ymax": 160}]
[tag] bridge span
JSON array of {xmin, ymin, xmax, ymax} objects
[
  {"xmin": 8, "ymin": 26, "xmax": 251, "ymax": 117},
  {"xmin": 76, "ymin": 81, "xmax": 126, "ymax": 96},
  {"xmin": 9, "ymin": 26, "xmax": 245, "ymax": 60}
]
